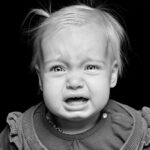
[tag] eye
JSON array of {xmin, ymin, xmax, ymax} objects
[
  {"xmin": 50, "ymin": 65, "xmax": 65, "ymax": 72},
  {"xmin": 85, "ymin": 65, "xmax": 100, "ymax": 71}
]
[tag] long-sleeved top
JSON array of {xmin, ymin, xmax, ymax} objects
[{"xmin": 0, "ymin": 100, "xmax": 150, "ymax": 150}]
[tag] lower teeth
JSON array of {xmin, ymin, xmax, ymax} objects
[{"xmin": 68, "ymin": 100, "xmax": 86, "ymax": 105}]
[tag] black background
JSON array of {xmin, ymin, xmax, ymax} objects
[{"xmin": 1, "ymin": 0, "xmax": 150, "ymax": 131}]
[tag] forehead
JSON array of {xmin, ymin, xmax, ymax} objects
[{"xmin": 41, "ymin": 23, "xmax": 108, "ymax": 62}]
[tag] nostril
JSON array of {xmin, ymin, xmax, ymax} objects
[{"xmin": 66, "ymin": 83, "xmax": 83, "ymax": 90}]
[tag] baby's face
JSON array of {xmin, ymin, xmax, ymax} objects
[{"xmin": 40, "ymin": 23, "xmax": 118, "ymax": 121}]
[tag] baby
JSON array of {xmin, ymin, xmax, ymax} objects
[{"xmin": 0, "ymin": 3, "xmax": 150, "ymax": 150}]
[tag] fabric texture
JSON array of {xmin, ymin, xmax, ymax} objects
[{"xmin": 0, "ymin": 100, "xmax": 150, "ymax": 150}]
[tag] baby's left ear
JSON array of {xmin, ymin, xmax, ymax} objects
[{"xmin": 110, "ymin": 60, "xmax": 118, "ymax": 88}]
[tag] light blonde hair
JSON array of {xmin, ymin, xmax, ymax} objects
[{"xmin": 27, "ymin": 4, "xmax": 128, "ymax": 77}]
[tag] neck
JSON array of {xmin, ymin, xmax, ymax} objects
[{"xmin": 52, "ymin": 113, "xmax": 101, "ymax": 134}]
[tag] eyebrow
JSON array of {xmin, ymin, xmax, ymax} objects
[{"xmin": 44, "ymin": 57, "xmax": 106, "ymax": 66}]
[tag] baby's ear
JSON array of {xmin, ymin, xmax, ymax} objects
[
  {"xmin": 110, "ymin": 60, "xmax": 118, "ymax": 88},
  {"xmin": 35, "ymin": 65, "xmax": 43, "ymax": 91}
]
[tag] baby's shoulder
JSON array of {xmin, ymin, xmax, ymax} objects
[
  {"xmin": 7, "ymin": 104, "xmax": 37, "ymax": 125},
  {"xmin": 8, "ymin": 102, "xmax": 42, "ymax": 119},
  {"xmin": 6, "ymin": 102, "xmax": 42, "ymax": 130},
  {"xmin": 111, "ymin": 100, "xmax": 150, "ymax": 120},
  {"xmin": 121, "ymin": 101, "xmax": 150, "ymax": 124}
]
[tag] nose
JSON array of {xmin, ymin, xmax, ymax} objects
[{"xmin": 66, "ymin": 74, "xmax": 84, "ymax": 90}]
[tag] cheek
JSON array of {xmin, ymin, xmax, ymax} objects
[
  {"xmin": 88, "ymin": 76, "xmax": 110, "ymax": 105},
  {"xmin": 88, "ymin": 75, "xmax": 110, "ymax": 92},
  {"xmin": 42, "ymin": 78, "xmax": 64, "ymax": 109},
  {"xmin": 44, "ymin": 80, "xmax": 59, "ymax": 95},
  {"xmin": 43, "ymin": 77, "xmax": 64, "ymax": 93}
]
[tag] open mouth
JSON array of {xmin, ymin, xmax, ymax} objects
[{"xmin": 64, "ymin": 97, "xmax": 89, "ymax": 105}]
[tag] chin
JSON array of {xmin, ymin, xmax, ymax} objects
[{"xmin": 61, "ymin": 112, "xmax": 94, "ymax": 121}]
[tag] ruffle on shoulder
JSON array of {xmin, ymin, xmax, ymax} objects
[
  {"xmin": 6, "ymin": 111, "xmax": 23, "ymax": 149},
  {"xmin": 142, "ymin": 107, "xmax": 150, "ymax": 127},
  {"xmin": 141, "ymin": 107, "xmax": 150, "ymax": 147}
]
